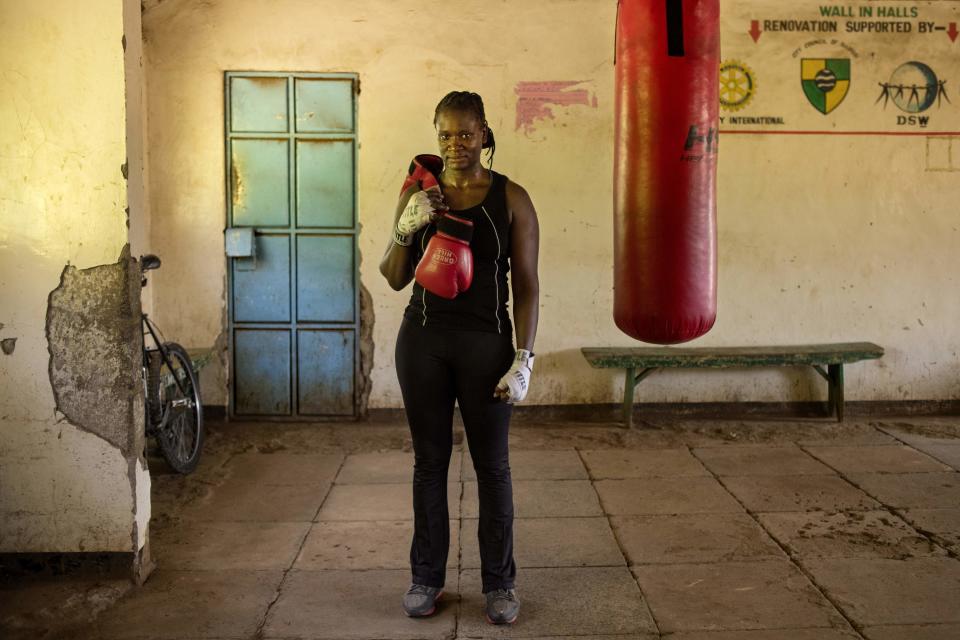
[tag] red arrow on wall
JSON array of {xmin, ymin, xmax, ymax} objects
[
  {"xmin": 949, "ymin": 22, "xmax": 958, "ymax": 42},
  {"xmin": 749, "ymin": 20, "xmax": 762, "ymax": 42}
]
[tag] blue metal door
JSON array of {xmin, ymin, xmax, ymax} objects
[{"xmin": 226, "ymin": 72, "xmax": 359, "ymax": 417}]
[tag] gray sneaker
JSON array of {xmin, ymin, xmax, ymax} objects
[
  {"xmin": 402, "ymin": 584, "xmax": 443, "ymax": 617},
  {"xmin": 484, "ymin": 588, "xmax": 520, "ymax": 624}
]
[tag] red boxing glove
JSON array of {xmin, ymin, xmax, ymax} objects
[
  {"xmin": 400, "ymin": 154, "xmax": 443, "ymax": 196},
  {"xmin": 415, "ymin": 214, "xmax": 474, "ymax": 300}
]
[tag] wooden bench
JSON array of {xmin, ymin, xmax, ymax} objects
[{"xmin": 581, "ymin": 343, "xmax": 884, "ymax": 427}]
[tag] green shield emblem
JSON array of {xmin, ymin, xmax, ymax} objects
[{"xmin": 801, "ymin": 59, "xmax": 851, "ymax": 114}]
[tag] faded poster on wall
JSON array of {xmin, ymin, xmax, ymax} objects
[{"xmin": 719, "ymin": 0, "xmax": 959, "ymax": 134}]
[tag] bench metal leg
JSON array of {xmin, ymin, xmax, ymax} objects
[
  {"xmin": 814, "ymin": 364, "xmax": 845, "ymax": 422},
  {"xmin": 828, "ymin": 363, "xmax": 845, "ymax": 422},
  {"xmin": 622, "ymin": 367, "xmax": 658, "ymax": 429}
]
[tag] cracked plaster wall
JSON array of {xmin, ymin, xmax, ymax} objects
[
  {"xmin": 0, "ymin": 0, "xmax": 146, "ymax": 553},
  {"xmin": 142, "ymin": 0, "xmax": 958, "ymax": 409}
]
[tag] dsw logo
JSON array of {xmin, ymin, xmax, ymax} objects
[{"xmin": 898, "ymin": 115, "xmax": 930, "ymax": 127}]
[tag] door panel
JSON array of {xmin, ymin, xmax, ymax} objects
[
  {"xmin": 295, "ymin": 78, "xmax": 354, "ymax": 132},
  {"xmin": 298, "ymin": 329, "xmax": 355, "ymax": 415},
  {"xmin": 230, "ymin": 77, "xmax": 289, "ymax": 132},
  {"xmin": 232, "ymin": 235, "xmax": 291, "ymax": 323},
  {"xmin": 296, "ymin": 139, "xmax": 355, "ymax": 228},
  {"xmin": 296, "ymin": 235, "xmax": 354, "ymax": 323},
  {"xmin": 234, "ymin": 329, "xmax": 291, "ymax": 415},
  {"xmin": 230, "ymin": 139, "xmax": 290, "ymax": 227}
]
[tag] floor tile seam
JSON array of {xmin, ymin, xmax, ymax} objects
[
  {"xmin": 754, "ymin": 507, "xmax": 945, "ymax": 520},
  {"xmin": 331, "ymin": 479, "xmax": 463, "ymax": 486},
  {"xmin": 334, "ymin": 480, "xmax": 463, "ymax": 485},
  {"xmin": 311, "ymin": 518, "xmax": 460, "ymax": 524},
  {"xmin": 888, "ymin": 507, "xmax": 960, "ymax": 562},
  {"xmin": 796, "ymin": 442, "xmax": 958, "ymax": 559},
  {"xmin": 150, "ymin": 519, "xmax": 318, "ymax": 529},
  {"xmin": 253, "ymin": 456, "xmax": 348, "ymax": 639},
  {"xmin": 872, "ymin": 426, "xmax": 960, "ymax": 471},
  {"xmin": 187, "ymin": 518, "xmax": 326, "ymax": 524},
  {"xmin": 609, "ymin": 510, "xmax": 885, "ymax": 519},
  {"xmin": 661, "ymin": 622, "xmax": 859, "ymax": 632},
  {"xmin": 314, "ymin": 517, "xmax": 417, "ymax": 523},
  {"xmin": 284, "ymin": 568, "xmax": 460, "ymax": 576},
  {"xmin": 461, "ymin": 562, "xmax": 629, "ymax": 570},
  {"xmin": 216, "ymin": 473, "xmax": 339, "ymax": 483},
  {"xmin": 861, "ymin": 622, "xmax": 960, "ymax": 629},
  {"xmin": 803, "ymin": 443, "xmax": 945, "ymax": 452},
  {"xmin": 462, "ymin": 478, "xmax": 594, "ymax": 484},
  {"xmin": 461, "ymin": 514, "xmax": 612, "ymax": 521},
  {"xmin": 687, "ymin": 442, "xmax": 811, "ymax": 450},
  {"xmin": 629, "ymin": 548, "xmax": 944, "ymax": 564},
  {"xmin": 794, "ymin": 470, "xmax": 957, "ymax": 476},
  {"xmin": 628, "ymin": 557, "xmax": 800, "ymax": 569},
  {"xmin": 685, "ymin": 444, "xmax": 869, "ymax": 640},
  {"xmin": 462, "ymin": 475, "xmax": 591, "ymax": 481},
  {"xmin": 594, "ymin": 473, "xmax": 840, "ymax": 480},
  {"xmin": 587, "ymin": 474, "xmax": 713, "ymax": 480},
  {"xmin": 693, "ymin": 472, "xmax": 841, "ymax": 478},
  {"xmin": 453, "ymin": 636, "xmax": 658, "ymax": 640},
  {"xmin": 461, "ymin": 510, "xmax": 607, "ymax": 518},
  {"xmin": 794, "ymin": 442, "xmax": 904, "ymax": 447},
  {"xmin": 844, "ymin": 471, "xmax": 960, "ymax": 479},
  {"xmin": 714, "ymin": 508, "xmax": 889, "ymax": 516},
  {"xmin": 602, "ymin": 509, "xmax": 752, "ymax": 516},
  {"xmin": 111, "ymin": 568, "xmax": 287, "ymax": 576},
  {"xmin": 574, "ymin": 446, "xmax": 663, "ymax": 638},
  {"xmin": 460, "ymin": 515, "xmax": 611, "ymax": 521}
]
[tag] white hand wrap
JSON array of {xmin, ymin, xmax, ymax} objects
[
  {"xmin": 497, "ymin": 349, "xmax": 535, "ymax": 404},
  {"xmin": 395, "ymin": 191, "xmax": 437, "ymax": 245}
]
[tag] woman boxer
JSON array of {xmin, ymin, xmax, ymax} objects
[{"xmin": 379, "ymin": 90, "xmax": 540, "ymax": 625}]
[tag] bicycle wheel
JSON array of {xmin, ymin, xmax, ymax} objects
[{"xmin": 154, "ymin": 342, "xmax": 204, "ymax": 474}]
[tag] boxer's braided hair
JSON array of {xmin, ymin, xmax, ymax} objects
[{"xmin": 433, "ymin": 91, "xmax": 496, "ymax": 168}]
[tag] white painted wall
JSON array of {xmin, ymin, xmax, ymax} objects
[
  {"xmin": 0, "ymin": 0, "xmax": 142, "ymax": 552},
  {"xmin": 142, "ymin": 0, "xmax": 959, "ymax": 410}
]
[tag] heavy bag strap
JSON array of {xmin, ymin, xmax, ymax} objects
[{"xmin": 666, "ymin": 0, "xmax": 685, "ymax": 57}]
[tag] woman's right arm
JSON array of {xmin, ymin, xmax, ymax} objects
[{"xmin": 379, "ymin": 186, "xmax": 419, "ymax": 291}]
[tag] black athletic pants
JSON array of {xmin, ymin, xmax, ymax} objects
[{"xmin": 395, "ymin": 318, "xmax": 516, "ymax": 593}]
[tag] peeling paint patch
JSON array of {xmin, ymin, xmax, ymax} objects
[
  {"xmin": 1, "ymin": 338, "xmax": 15, "ymax": 354},
  {"xmin": 358, "ymin": 282, "xmax": 375, "ymax": 417},
  {"xmin": 46, "ymin": 245, "xmax": 143, "ymax": 456},
  {"xmin": 514, "ymin": 81, "xmax": 598, "ymax": 134},
  {"xmin": 132, "ymin": 457, "xmax": 151, "ymax": 551}
]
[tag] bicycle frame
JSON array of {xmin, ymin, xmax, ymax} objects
[{"xmin": 142, "ymin": 314, "xmax": 191, "ymax": 402}]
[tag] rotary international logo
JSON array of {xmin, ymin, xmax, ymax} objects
[{"xmin": 720, "ymin": 60, "xmax": 757, "ymax": 111}]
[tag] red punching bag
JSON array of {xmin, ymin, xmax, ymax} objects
[{"xmin": 614, "ymin": 0, "xmax": 719, "ymax": 344}]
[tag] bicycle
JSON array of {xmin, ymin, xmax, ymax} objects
[{"xmin": 140, "ymin": 254, "xmax": 204, "ymax": 474}]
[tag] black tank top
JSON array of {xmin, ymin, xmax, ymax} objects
[{"xmin": 404, "ymin": 171, "xmax": 512, "ymax": 335}]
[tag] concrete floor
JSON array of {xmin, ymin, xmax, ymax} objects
[{"xmin": 3, "ymin": 415, "xmax": 960, "ymax": 639}]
